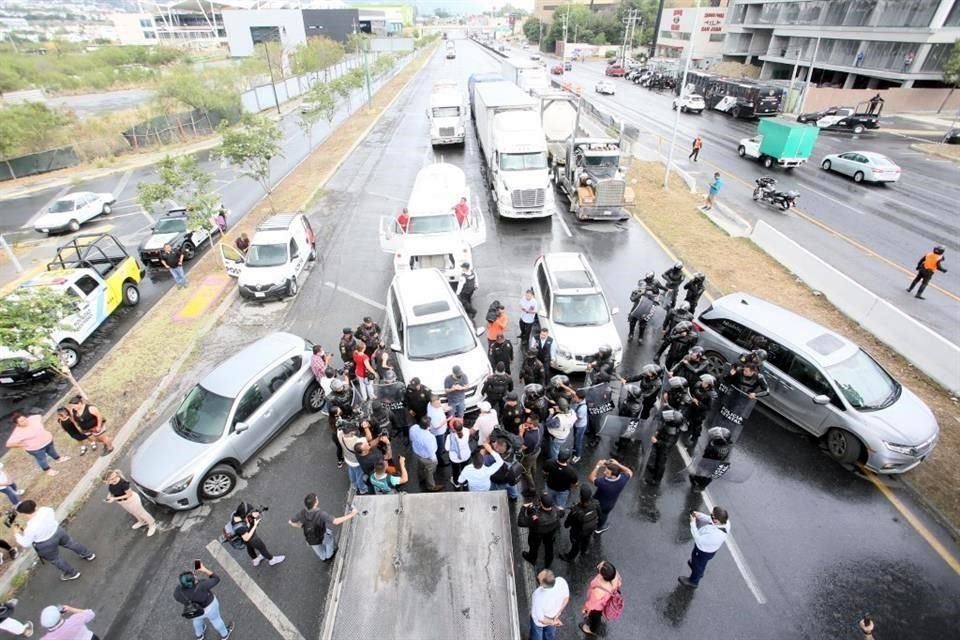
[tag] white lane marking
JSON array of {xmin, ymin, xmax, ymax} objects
[
  {"xmin": 102, "ymin": 211, "xmax": 156, "ymax": 221},
  {"xmin": 20, "ymin": 184, "xmax": 72, "ymax": 229},
  {"xmin": 205, "ymin": 540, "xmax": 306, "ymax": 640},
  {"xmin": 556, "ymin": 211, "xmax": 573, "ymax": 238},
  {"xmin": 677, "ymin": 445, "xmax": 768, "ymax": 605},
  {"xmin": 323, "ymin": 281, "xmax": 386, "ymax": 310}
]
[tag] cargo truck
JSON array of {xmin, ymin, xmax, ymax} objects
[
  {"xmin": 501, "ymin": 57, "xmax": 550, "ymax": 94},
  {"xmin": 542, "ymin": 94, "xmax": 632, "ymax": 221},
  {"xmin": 428, "ymin": 81, "xmax": 465, "ymax": 146},
  {"xmin": 737, "ymin": 117, "xmax": 820, "ymax": 169},
  {"xmin": 474, "ymin": 81, "xmax": 554, "ymax": 219}
]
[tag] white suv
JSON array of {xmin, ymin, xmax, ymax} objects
[
  {"xmin": 384, "ymin": 269, "xmax": 491, "ymax": 410},
  {"xmin": 234, "ymin": 214, "xmax": 316, "ymax": 300},
  {"xmin": 531, "ymin": 253, "xmax": 621, "ymax": 373}
]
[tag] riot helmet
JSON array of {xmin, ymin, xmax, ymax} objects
[
  {"xmin": 933, "ymin": 246, "xmax": 945, "ymax": 255},
  {"xmin": 624, "ymin": 383, "xmax": 642, "ymax": 402},
  {"xmin": 666, "ymin": 376, "xmax": 688, "ymax": 392},
  {"xmin": 692, "ymin": 271, "xmax": 705, "ymax": 281},
  {"xmin": 688, "ymin": 346, "xmax": 705, "ymax": 360},
  {"xmin": 524, "ymin": 383, "xmax": 545, "ymax": 401},
  {"xmin": 550, "ymin": 374, "xmax": 570, "ymax": 389},
  {"xmin": 331, "ymin": 378, "xmax": 345, "ymax": 393},
  {"xmin": 640, "ymin": 363, "xmax": 663, "ymax": 379},
  {"xmin": 698, "ymin": 373, "xmax": 716, "ymax": 389},
  {"xmin": 597, "ymin": 344, "xmax": 613, "ymax": 359},
  {"xmin": 677, "ymin": 300, "xmax": 691, "ymax": 312}
]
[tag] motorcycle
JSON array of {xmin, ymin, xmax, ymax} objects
[{"xmin": 752, "ymin": 176, "xmax": 799, "ymax": 211}]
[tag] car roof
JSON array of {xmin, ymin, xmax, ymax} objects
[
  {"xmin": 856, "ymin": 151, "xmax": 894, "ymax": 162},
  {"xmin": 201, "ymin": 332, "xmax": 305, "ymax": 397},
  {"xmin": 59, "ymin": 192, "xmax": 93, "ymax": 202},
  {"xmin": 392, "ymin": 269, "xmax": 461, "ymax": 323},
  {"xmin": 709, "ymin": 293, "xmax": 859, "ymax": 367},
  {"xmin": 20, "ymin": 270, "xmax": 81, "ymax": 289},
  {"xmin": 542, "ymin": 253, "xmax": 600, "ymax": 293}
]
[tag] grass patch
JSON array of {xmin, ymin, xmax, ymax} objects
[
  {"xmin": 0, "ymin": 45, "xmax": 437, "ymax": 583},
  {"xmin": 628, "ymin": 158, "xmax": 960, "ymax": 530}
]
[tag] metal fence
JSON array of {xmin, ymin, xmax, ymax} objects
[{"xmin": 121, "ymin": 109, "xmax": 230, "ymax": 149}]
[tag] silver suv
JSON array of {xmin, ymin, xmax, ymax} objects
[
  {"xmin": 696, "ymin": 293, "xmax": 938, "ymax": 474},
  {"xmin": 130, "ymin": 332, "xmax": 325, "ymax": 509}
]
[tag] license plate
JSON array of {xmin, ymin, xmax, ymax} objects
[
  {"xmin": 604, "ymin": 210, "xmax": 612, "ymax": 216},
  {"xmin": 254, "ymin": 292, "xmax": 265, "ymax": 298},
  {"xmin": 0, "ymin": 377, "xmax": 12, "ymax": 384}
]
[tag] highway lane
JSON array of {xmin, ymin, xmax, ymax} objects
[
  {"xmin": 13, "ymin": 40, "xmax": 959, "ymax": 640},
  {"xmin": 507, "ymin": 49, "xmax": 960, "ymax": 345}
]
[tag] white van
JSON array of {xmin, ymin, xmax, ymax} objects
[
  {"xmin": 235, "ymin": 214, "xmax": 316, "ymax": 300},
  {"xmin": 379, "ymin": 163, "xmax": 485, "ymax": 283},
  {"xmin": 385, "ymin": 269, "xmax": 491, "ymax": 411}
]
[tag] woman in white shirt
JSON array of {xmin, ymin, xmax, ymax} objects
[{"xmin": 445, "ymin": 418, "xmax": 476, "ymax": 489}]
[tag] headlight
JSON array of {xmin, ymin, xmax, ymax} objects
[
  {"xmin": 882, "ymin": 441, "xmax": 919, "ymax": 456},
  {"xmin": 558, "ymin": 348, "xmax": 573, "ymax": 360},
  {"xmin": 163, "ymin": 475, "xmax": 194, "ymax": 494}
]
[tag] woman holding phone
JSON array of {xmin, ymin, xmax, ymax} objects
[{"xmin": 103, "ymin": 469, "xmax": 156, "ymax": 537}]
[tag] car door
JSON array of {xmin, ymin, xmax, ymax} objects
[
  {"xmin": 220, "ymin": 244, "xmax": 244, "ymax": 278},
  {"xmin": 78, "ymin": 194, "xmax": 98, "ymax": 224},
  {"xmin": 532, "ymin": 261, "xmax": 552, "ymax": 336},
  {"xmin": 777, "ymin": 354, "xmax": 842, "ymax": 437},
  {"xmin": 260, "ymin": 356, "xmax": 307, "ymax": 426},
  {"xmin": 379, "ymin": 216, "xmax": 403, "ymax": 252},
  {"xmin": 69, "ymin": 274, "xmax": 107, "ymax": 341},
  {"xmin": 385, "ymin": 287, "xmax": 408, "ymax": 379},
  {"xmin": 288, "ymin": 237, "xmax": 305, "ymax": 281},
  {"xmin": 834, "ymin": 153, "xmax": 856, "ymax": 176},
  {"xmin": 227, "ymin": 361, "xmax": 297, "ymax": 462}
]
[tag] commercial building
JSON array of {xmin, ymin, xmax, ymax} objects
[
  {"xmin": 722, "ymin": 0, "xmax": 960, "ymax": 88},
  {"xmin": 655, "ymin": 4, "xmax": 729, "ymax": 61},
  {"xmin": 222, "ymin": 7, "xmax": 389, "ymax": 57},
  {"xmin": 533, "ymin": 0, "xmax": 620, "ymax": 23}
]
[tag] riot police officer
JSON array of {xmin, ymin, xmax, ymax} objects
[
  {"xmin": 628, "ymin": 288, "xmax": 657, "ymax": 343},
  {"xmin": 546, "ymin": 375, "xmax": 573, "ymax": 407},
  {"xmin": 661, "ymin": 375, "xmax": 692, "ymax": 414},
  {"xmin": 689, "ymin": 426, "xmax": 732, "ymax": 492},
  {"xmin": 376, "ymin": 369, "xmax": 408, "ymax": 440},
  {"xmin": 670, "ymin": 346, "xmax": 708, "ymax": 389},
  {"xmin": 585, "ymin": 344, "xmax": 619, "ymax": 385},
  {"xmin": 482, "ymin": 362, "xmax": 514, "ymax": 415},
  {"xmin": 656, "ymin": 321, "xmax": 700, "ymax": 370},
  {"xmin": 614, "ymin": 383, "xmax": 644, "ymax": 451},
  {"xmin": 328, "ymin": 378, "xmax": 355, "ymax": 419},
  {"xmin": 686, "ymin": 373, "xmax": 718, "ymax": 446},
  {"xmin": 624, "ymin": 363, "xmax": 664, "ymax": 419},
  {"xmin": 683, "ymin": 272, "xmax": 706, "ymax": 313},
  {"xmin": 661, "ymin": 262, "xmax": 685, "ymax": 309},
  {"xmin": 523, "ymin": 383, "xmax": 551, "ymax": 424},
  {"xmin": 501, "ymin": 392, "xmax": 525, "ymax": 435},
  {"xmin": 645, "ymin": 408, "xmax": 687, "ymax": 487},
  {"xmin": 520, "ymin": 351, "xmax": 546, "ymax": 387},
  {"xmin": 640, "ymin": 271, "xmax": 664, "ymax": 299},
  {"xmin": 739, "ymin": 348, "xmax": 768, "ymax": 371},
  {"xmin": 724, "ymin": 363, "xmax": 769, "ymax": 399},
  {"xmin": 662, "ymin": 299, "xmax": 694, "ymax": 334}
]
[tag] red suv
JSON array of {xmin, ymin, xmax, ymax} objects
[{"xmin": 605, "ymin": 64, "xmax": 626, "ymax": 77}]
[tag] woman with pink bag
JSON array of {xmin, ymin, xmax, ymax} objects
[{"xmin": 580, "ymin": 560, "xmax": 623, "ymax": 636}]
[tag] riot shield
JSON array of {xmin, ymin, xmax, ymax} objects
[
  {"xmin": 713, "ymin": 384, "xmax": 757, "ymax": 444},
  {"xmin": 372, "ymin": 381, "xmax": 406, "ymax": 435},
  {"xmin": 583, "ymin": 382, "xmax": 616, "ymax": 445}
]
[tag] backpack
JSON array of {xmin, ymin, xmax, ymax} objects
[
  {"xmin": 301, "ymin": 513, "xmax": 324, "ymax": 546},
  {"xmin": 598, "ymin": 584, "xmax": 625, "ymax": 622},
  {"xmin": 221, "ymin": 521, "xmax": 246, "ymax": 550},
  {"xmin": 575, "ymin": 501, "xmax": 600, "ymax": 533}
]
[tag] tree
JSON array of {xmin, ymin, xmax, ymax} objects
[
  {"xmin": 216, "ymin": 114, "xmax": 284, "ymax": 209},
  {"xmin": 523, "ymin": 17, "xmax": 542, "ymax": 45},
  {"xmin": 346, "ymin": 32, "xmax": 370, "ymax": 56},
  {"xmin": 591, "ymin": 32, "xmax": 608, "ymax": 46},
  {"xmin": 154, "ymin": 66, "xmax": 241, "ymax": 121},
  {"xmin": 298, "ymin": 82, "xmax": 337, "ymax": 147},
  {"xmin": 290, "ymin": 36, "xmax": 345, "ymax": 82},
  {"xmin": 939, "ymin": 39, "xmax": 960, "ymax": 114},
  {"xmin": 330, "ymin": 76, "xmax": 353, "ymax": 109},
  {"xmin": 0, "ymin": 102, "xmax": 73, "ymax": 176},
  {"xmin": 136, "ymin": 155, "xmax": 220, "ymax": 246},
  {"xmin": 0, "ymin": 287, "xmax": 88, "ymax": 395},
  {"xmin": 434, "ymin": 8, "xmax": 451, "ymax": 19}
]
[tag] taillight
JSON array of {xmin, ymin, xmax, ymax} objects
[{"xmin": 692, "ymin": 321, "xmax": 704, "ymax": 332}]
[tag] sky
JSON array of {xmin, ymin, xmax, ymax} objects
[{"xmin": 409, "ymin": 0, "xmax": 535, "ymax": 15}]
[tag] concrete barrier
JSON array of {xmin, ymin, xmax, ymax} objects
[{"xmin": 750, "ymin": 220, "xmax": 960, "ymax": 393}]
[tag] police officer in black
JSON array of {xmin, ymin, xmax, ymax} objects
[
  {"xmin": 662, "ymin": 376, "xmax": 693, "ymax": 414},
  {"xmin": 534, "ymin": 327, "xmax": 556, "ymax": 384},
  {"xmin": 686, "ymin": 373, "xmax": 718, "ymax": 446},
  {"xmin": 613, "ymin": 383, "xmax": 645, "ymax": 451},
  {"xmin": 403, "ymin": 377, "xmax": 432, "ymax": 424},
  {"xmin": 482, "ymin": 362, "xmax": 514, "ymax": 416},
  {"xmin": 662, "ymin": 300, "xmax": 694, "ymax": 334},
  {"xmin": 520, "ymin": 492, "xmax": 562, "ymax": 569},
  {"xmin": 645, "ymin": 408, "xmax": 687, "ymax": 487},
  {"xmin": 724, "ymin": 363, "xmax": 769, "ymax": 399},
  {"xmin": 628, "ymin": 288, "xmax": 657, "ymax": 344},
  {"xmin": 523, "ymin": 384, "xmax": 551, "ymax": 424},
  {"xmin": 327, "ymin": 378, "xmax": 355, "ymax": 419},
  {"xmin": 377, "ymin": 369, "xmax": 407, "ymax": 440},
  {"xmin": 661, "ymin": 262, "xmax": 685, "ymax": 309},
  {"xmin": 520, "ymin": 351, "xmax": 545, "ymax": 387},
  {"xmin": 456, "ymin": 262, "xmax": 478, "ymax": 318},
  {"xmin": 683, "ymin": 272, "xmax": 706, "ymax": 313},
  {"xmin": 689, "ymin": 426, "xmax": 732, "ymax": 492},
  {"xmin": 501, "ymin": 392, "xmax": 525, "ymax": 435},
  {"xmin": 656, "ymin": 321, "xmax": 699, "ymax": 370},
  {"xmin": 338, "ymin": 328, "xmax": 358, "ymax": 366},
  {"xmin": 488, "ymin": 333, "xmax": 514, "ymax": 375},
  {"xmin": 624, "ymin": 363, "xmax": 664, "ymax": 420},
  {"xmin": 640, "ymin": 271, "xmax": 664, "ymax": 299},
  {"xmin": 670, "ymin": 346, "xmax": 708, "ymax": 389},
  {"xmin": 585, "ymin": 345, "xmax": 619, "ymax": 385}
]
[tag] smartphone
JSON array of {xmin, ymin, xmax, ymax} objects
[{"xmin": 194, "ymin": 559, "xmax": 202, "ymax": 570}]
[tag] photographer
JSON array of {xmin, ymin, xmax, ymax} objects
[
  {"xmin": 230, "ymin": 503, "xmax": 285, "ymax": 568},
  {"xmin": 174, "ymin": 561, "xmax": 233, "ymax": 639},
  {"xmin": 39, "ymin": 604, "xmax": 99, "ymax": 639}
]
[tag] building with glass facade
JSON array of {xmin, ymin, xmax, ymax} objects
[{"xmin": 722, "ymin": 0, "xmax": 960, "ymax": 88}]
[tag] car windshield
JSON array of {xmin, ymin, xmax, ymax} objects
[
  {"xmin": 432, "ymin": 106, "xmax": 460, "ymax": 118},
  {"xmin": 826, "ymin": 349, "xmax": 900, "ymax": 411},
  {"xmin": 172, "ymin": 384, "xmax": 233, "ymax": 443},
  {"xmin": 500, "ymin": 152, "xmax": 547, "ymax": 171},
  {"xmin": 406, "ymin": 316, "xmax": 476, "ymax": 360},
  {"xmin": 245, "ymin": 243, "xmax": 288, "ymax": 267},
  {"xmin": 582, "ymin": 153, "xmax": 619, "ymax": 177},
  {"xmin": 553, "ymin": 293, "xmax": 610, "ymax": 326},
  {"xmin": 406, "ymin": 214, "xmax": 459, "ymax": 234},
  {"xmin": 49, "ymin": 199, "xmax": 76, "ymax": 213},
  {"xmin": 154, "ymin": 217, "xmax": 187, "ymax": 234}
]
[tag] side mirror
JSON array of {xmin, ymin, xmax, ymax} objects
[
  {"xmin": 476, "ymin": 326, "xmax": 486, "ymax": 337},
  {"xmin": 812, "ymin": 395, "xmax": 831, "ymax": 406},
  {"xmin": 234, "ymin": 421, "xmax": 249, "ymax": 434},
  {"xmin": 611, "ymin": 306, "xmax": 620, "ymax": 316},
  {"xmin": 390, "ymin": 342, "xmax": 402, "ymax": 353}
]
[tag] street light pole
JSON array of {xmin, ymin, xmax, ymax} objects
[
  {"xmin": 797, "ymin": 36, "xmax": 821, "ymax": 115},
  {"xmin": 261, "ymin": 40, "xmax": 281, "ymax": 115},
  {"xmin": 363, "ymin": 46, "xmax": 372, "ymax": 109},
  {"xmin": 663, "ymin": 2, "xmax": 699, "ymax": 189},
  {"xmin": 787, "ymin": 48, "xmax": 801, "ymax": 112}
]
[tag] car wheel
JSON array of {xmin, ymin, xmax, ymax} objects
[
  {"xmin": 199, "ymin": 465, "xmax": 237, "ymax": 500},
  {"xmin": 853, "ymin": 171, "xmax": 864, "ymax": 183},
  {"xmin": 703, "ymin": 351, "xmax": 728, "ymax": 379},
  {"xmin": 825, "ymin": 428, "xmax": 862, "ymax": 465},
  {"xmin": 122, "ymin": 282, "xmax": 140, "ymax": 306},
  {"xmin": 68, "ymin": 219, "xmax": 80, "ymax": 232},
  {"xmin": 309, "ymin": 244, "xmax": 317, "ymax": 261},
  {"xmin": 762, "ymin": 156, "xmax": 774, "ymax": 169},
  {"xmin": 287, "ymin": 278, "xmax": 299, "ymax": 297},
  {"xmin": 101, "ymin": 203, "xmax": 112, "ymax": 215},
  {"xmin": 182, "ymin": 242, "xmax": 196, "ymax": 261},
  {"xmin": 853, "ymin": 124, "xmax": 865, "ymax": 134},
  {"xmin": 671, "ymin": 102, "xmax": 676, "ymax": 110},
  {"xmin": 58, "ymin": 341, "xmax": 81, "ymax": 369},
  {"xmin": 303, "ymin": 381, "xmax": 325, "ymax": 413},
  {"xmin": 737, "ymin": 146, "xmax": 746, "ymax": 157},
  {"xmin": 821, "ymin": 160, "xmax": 832, "ymax": 171},
  {"xmin": 732, "ymin": 107, "xmax": 741, "ymax": 119}
]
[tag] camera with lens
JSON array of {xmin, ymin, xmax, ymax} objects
[{"xmin": 2, "ymin": 509, "xmax": 17, "ymax": 528}]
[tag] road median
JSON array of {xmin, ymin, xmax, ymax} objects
[{"xmin": 626, "ymin": 157, "xmax": 960, "ymax": 533}]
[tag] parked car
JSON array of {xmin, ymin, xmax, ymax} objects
[
  {"xmin": 943, "ymin": 128, "xmax": 960, "ymax": 144},
  {"xmin": 232, "ymin": 213, "xmax": 316, "ymax": 300},
  {"xmin": 799, "ymin": 105, "xmax": 879, "ymax": 134},
  {"xmin": 130, "ymin": 332, "xmax": 325, "ymax": 509},
  {"xmin": 530, "ymin": 53, "xmax": 541, "ymax": 61},
  {"xmin": 550, "ymin": 65, "xmax": 563, "ymax": 75},
  {"xmin": 605, "ymin": 64, "xmax": 626, "ymax": 77},
  {"xmin": 139, "ymin": 209, "xmax": 219, "ymax": 267},
  {"xmin": 672, "ymin": 94, "xmax": 706, "ymax": 114},
  {"xmin": 563, "ymin": 61, "xmax": 572, "ymax": 71},
  {"xmin": 595, "ymin": 80, "xmax": 616, "ymax": 95},
  {"xmin": 531, "ymin": 253, "xmax": 621, "ymax": 374},
  {"xmin": 820, "ymin": 151, "xmax": 901, "ymax": 184},
  {"xmin": 696, "ymin": 293, "xmax": 938, "ymax": 473},
  {"xmin": 33, "ymin": 192, "xmax": 115, "ymax": 234}
]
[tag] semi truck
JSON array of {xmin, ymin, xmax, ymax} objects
[
  {"xmin": 474, "ymin": 81, "xmax": 554, "ymax": 219},
  {"xmin": 542, "ymin": 94, "xmax": 632, "ymax": 221},
  {"xmin": 500, "ymin": 57, "xmax": 550, "ymax": 95},
  {"xmin": 428, "ymin": 81, "xmax": 465, "ymax": 146},
  {"xmin": 737, "ymin": 117, "xmax": 820, "ymax": 169}
]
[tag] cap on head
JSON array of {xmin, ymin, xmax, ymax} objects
[
  {"xmin": 934, "ymin": 246, "xmax": 945, "ymax": 254},
  {"xmin": 540, "ymin": 492, "xmax": 554, "ymax": 508},
  {"xmin": 40, "ymin": 606, "xmax": 62, "ymax": 629},
  {"xmin": 479, "ymin": 401, "xmax": 492, "ymax": 413},
  {"xmin": 342, "ymin": 327, "xmax": 353, "ymax": 335},
  {"xmin": 505, "ymin": 391, "xmax": 519, "ymax": 401},
  {"xmin": 557, "ymin": 449, "xmax": 571, "ymax": 462}
]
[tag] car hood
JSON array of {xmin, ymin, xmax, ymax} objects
[
  {"xmin": 501, "ymin": 170, "xmax": 549, "ymax": 190},
  {"xmin": 551, "ymin": 321, "xmax": 622, "ymax": 358},
  {"xmin": 861, "ymin": 386, "xmax": 939, "ymax": 446},
  {"xmin": 141, "ymin": 232, "xmax": 181, "ymax": 251},
  {"xmin": 239, "ymin": 264, "xmax": 289, "ymax": 287},
  {"xmin": 402, "ymin": 343, "xmax": 491, "ymax": 394},
  {"xmin": 33, "ymin": 212, "xmax": 72, "ymax": 228},
  {"xmin": 396, "ymin": 235, "xmax": 471, "ymax": 257},
  {"xmin": 131, "ymin": 418, "xmax": 220, "ymax": 491}
]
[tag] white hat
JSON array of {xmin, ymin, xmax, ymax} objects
[
  {"xmin": 479, "ymin": 401, "xmax": 492, "ymax": 412},
  {"xmin": 40, "ymin": 606, "xmax": 62, "ymax": 629}
]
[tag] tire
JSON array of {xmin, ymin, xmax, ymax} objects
[
  {"xmin": 703, "ymin": 351, "xmax": 728, "ymax": 379},
  {"xmin": 821, "ymin": 160, "xmax": 832, "ymax": 171},
  {"xmin": 101, "ymin": 203, "xmax": 112, "ymax": 215},
  {"xmin": 732, "ymin": 107, "xmax": 741, "ymax": 119},
  {"xmin": 825, "ymin": 429, "xmax": 862, "ymax": 465},
  {"xmin": 737, "ymin": 146, "xmax": 746, "ymax": 158},
  {"xmin": 287, "ymin": 278, "xmax": 299, "ymax": 297},
  {"xmin": 122, "ymin": 282, "xmax": 140, "ymax": 306},
  {"xmin": 199, "ymin": 465, "xmax": 237, "ymax": 501},
  {"xmin": 182, "ymin": 241, "xmax": 196, "ymax": 261},
  {"xmin": 308, "ymin": 244, "xmax": 317, "ymax": 261},
  {"xmin": 752, "ymin": 188, "xmax": 761, "ymax": 201},
  {"xmin": 853, "ymin": 171, "xmax": 864, "ymax": 183},
  {"xmin": 58, "ymin": 341, "xmax": 81, "ymax": 369},
  {"xmin": 852, "ymin": 124, "xmax": 865, "ymax": 134},
  {"xmin": 762, "ymin": 156, "xmax": 774, "ymax": 169},
  {"xmin": 680, "ymin": 106, "xmax": 687, "ymax": 113},
  {"xmin": 68, "ymin": 219, "xmax": 80, "ymax": 232},
  {"xmin": 779, "ymin": 200, "xmax": 790, "ymax": 211},
  {"xmin": 303, "ymin": 381, "xmax": 325, "ymax": 413}
]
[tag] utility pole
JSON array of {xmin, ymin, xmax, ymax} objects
[
  {"xmin": 363, "ymin": 46, "xmax": 372, "ymax": 109},
  {"xmin": 620, "ymin": 8, "xmax": 640, "ymax": 65},
  {"xmin": 561, "ymin": 5, "xmax": 569, "ymax": 66},
  {"xmin": 797, "ymin": 36, "xmax": 821, "ymax": 115},
  {"xmin": 663, "ymin": 2, "xmax": 700, "ymax": 189},
  {"xmin": 649, "ymin": 0, "xmax": 667, "ymax": 59},
  {"xmin": 538, "ymin": 19, "xmax": 543, "ymax": 52},
  {"xmin": 787, "ymin": 48, "xmax": 802, "ymax": 113},
  {"xmin": 261, "ymin": 40, "xmax": 281, "ymax": 115}
]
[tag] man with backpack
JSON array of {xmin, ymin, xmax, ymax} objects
[
  {"xmin": 174, "ymin": 561, "xmax": 233, "ymax": 639},
  {"xmin": 225, "ymin": 503, "xmax": 285, "ymax": 568},
  {"xmin": 288, "ymin": 493, "xmax": 358, "ymax": 562},
  {"xmin": 559, "ymin": 485, "xmax": 601, "ymax": 562}
]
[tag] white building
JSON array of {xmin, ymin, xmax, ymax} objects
[
  {"xmin": 655, "ymin": 5, "xmax": 729, "ymax": 62},
  {"xmin": 221, "ymin": 8, "xmax": 306, "ymax": 57}
]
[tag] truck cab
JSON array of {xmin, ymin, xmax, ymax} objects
[{"xmin": 428, "ymin": 82, "xmax": 465, "ymax": 146}]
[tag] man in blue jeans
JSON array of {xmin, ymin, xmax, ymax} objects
[
  {"xmin": 444, "ymin": 366, "xmax": 469, "ymax": 418},
  {"xmin": 160, "ymin": 243, "xmax": 187, "ymax": 289},
  {"xmin": 174, "ymin": 562, "xmax": 234, "ymax": 639},
  {"xmin": 704, "ymin": 172, "xmax": 723, "ymax": 210},
  {"xmin": 529, "ymin": 569, "xmax": 569, "ymax": 640}
]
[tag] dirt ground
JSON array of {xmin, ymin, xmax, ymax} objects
[
  {"xmin": 627, "ymin": 159, "xmax": 960, "ymax": 531},
  {"xmin": 913, "ymin": 142, "xmax": 960, "ymax": 162},
  {"xmin": 0, "ymin": 47, "xmax": 437, "ymax": 572}
]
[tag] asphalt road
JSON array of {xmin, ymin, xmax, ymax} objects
[
  {"xmin": 9, "ymin": 42, "xmax": 959, "ymax": 640},
  {"xmin": 511, "ymin": 48, "xmax": 960, "ymax": 346}
]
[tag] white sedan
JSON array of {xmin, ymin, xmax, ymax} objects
[
  {"xmin": 595, "ymin": 80, "xmax": 616, "ymax": 95},
  {"xmin": 33, "ymin": 192, "xmax": 116, "ymax": 234},
  {"xmin": 820, "ymin": 151, "xmax": 901, "ymax": 184}
]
